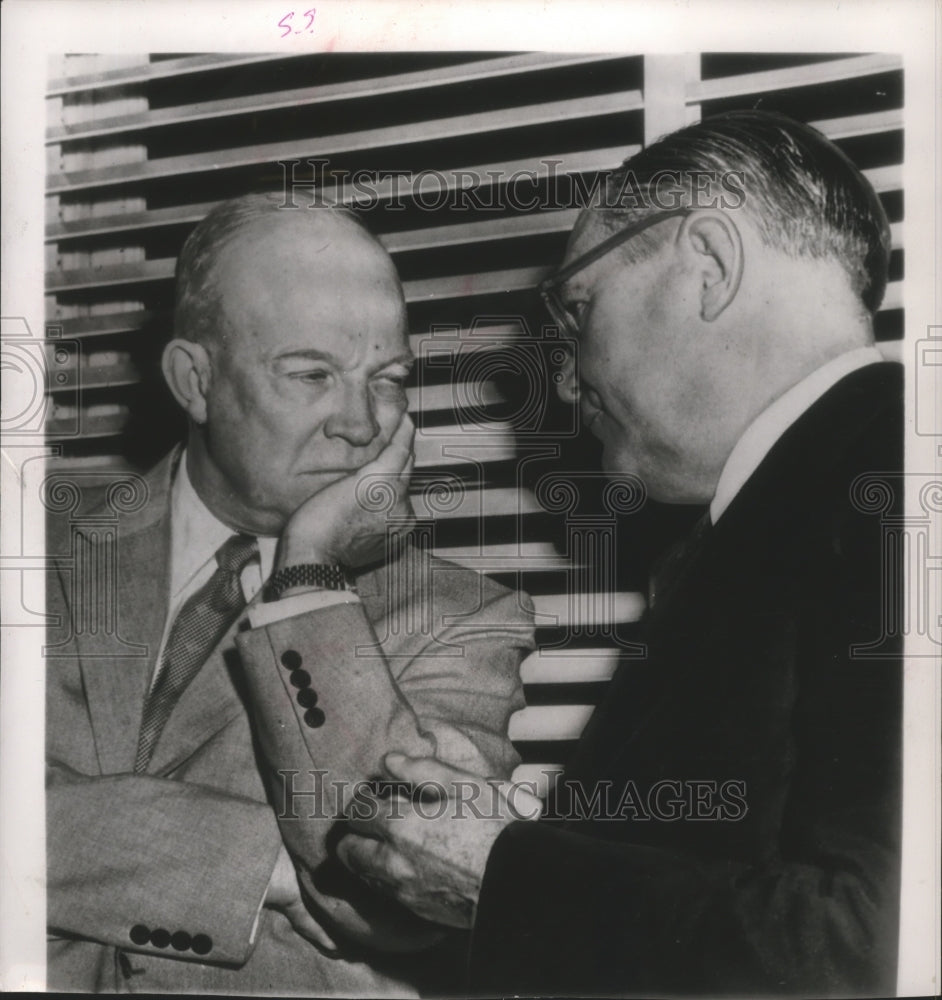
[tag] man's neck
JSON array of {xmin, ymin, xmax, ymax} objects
[{"xmin": 184, "ymin": 434, "xmax": 279, "ymax": 538}]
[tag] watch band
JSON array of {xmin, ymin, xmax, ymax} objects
[{"xmin": 265, "ymin": 563, "xmax": 350, "ymax": 602}]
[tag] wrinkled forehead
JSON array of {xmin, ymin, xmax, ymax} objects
[{"xmin": 212, "ymin": 213, "xmax": 408, "ymax": 355}]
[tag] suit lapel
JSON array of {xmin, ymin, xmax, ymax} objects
[
  {"xmin": 143, "ymin": 538, "xmax": 264, "ymax": 775},
  {"xmin": 77, "ymin": 453, "xmax": 174, "ymax": 775},
  {"xmin": 144, "ymin": 619, "xmax": 249, "ymax": 775}
]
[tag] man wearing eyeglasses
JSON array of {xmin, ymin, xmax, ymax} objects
[{"xmin": 335, "ymin": 110, "xmax": 904, "ymax": 997}]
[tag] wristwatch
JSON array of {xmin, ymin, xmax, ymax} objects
[{"xmin": 265, "ymin": 563, "xmax": 352, "ymax": 602}]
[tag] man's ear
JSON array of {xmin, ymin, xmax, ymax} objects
[
  {"xmin": 680, "ymin": 211, "xmax": 744, "ymax": 322},
  {"xmin": 162, "ymin": 338, "xmax": 212, "ymax": 424}
]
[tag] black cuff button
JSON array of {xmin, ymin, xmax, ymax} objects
[
  {"xmin": 289, "ymin": 668, "xmax": 311, "ymax": 688},
  {"xmin": 150, "ymin": 927, "xmax": 171, "ymax": 949},
  {"xmin": 280, "ymin": 650, "xmax": 302, "ymax": 670},
  {"xmin": 303, "ymin": 707, "xmax": 326, "ymax": 728},
  {"xmin": 191, "ymin": 933, "xmax": 213, "ymax": 956},
  {"xmin": 296, "ymin": 688, "xmax": 318, "ymax": 708},
  {"xmin": 171, "ymin": 931, "xmax": 192, "ymax": 951},
  {"xmin": 129, "ymin": 924, "xmax": 150, "ymax": 945}
]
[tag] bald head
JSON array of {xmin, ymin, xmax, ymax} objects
[
  {"xmin": 163, "ymin": 194, "xmax": 412, "ymax": 535},
  {"xmin": 174, "ymin": 195, "xmax": 400, "ymax": 347}
]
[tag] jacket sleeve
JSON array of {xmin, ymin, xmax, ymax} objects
[
  {"xmin": 44, "ymin": 543, "xmax": 284, "ymax": 968},
  {"xmin": 233, "ymin": 567, "xmax": 534, "ymax": 951},
  {"xmin": 46, "ymin": 761, "xmax": 282, "ymax": 966}
]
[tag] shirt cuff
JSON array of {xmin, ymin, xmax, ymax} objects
[{"xmin": 248, "ymin": 589, "xmax": 361, "ymax": 629}]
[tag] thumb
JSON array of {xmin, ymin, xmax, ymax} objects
[
  {"xmin": 283, "ymin": 899, "xmax": 339, "ymax": 953},
  {"xmin": 367, "ymin": 413, "xmax": 415, "ymax": 476},
  {"xmin": 382, "ymin": 752, "xmax": 476, "ymax": 790}
]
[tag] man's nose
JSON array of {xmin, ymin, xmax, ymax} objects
[
  {"xmin": 555, "ymin": 350, "xmax": 580, "ymax": 405},
  {"xmin": 323, "ymin": 385, "xmax": 381, "ymax": 447}
]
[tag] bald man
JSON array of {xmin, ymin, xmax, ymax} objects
[{"xmin": 45, "ymin": 197, "xmax": 534, "ymax": 995}]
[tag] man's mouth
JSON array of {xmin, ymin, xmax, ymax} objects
[{"xmin": 299, "ymin": 467, "xmax": 357, "ymax": 477}]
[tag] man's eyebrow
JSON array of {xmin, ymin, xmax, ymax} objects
[
  {"xmin": 378, "ymin": 353, "xmax": 416, "ymax": 368},
  {"xmin": 272, "ymin": 348, "xmax": 337, "ymax": 364},
  {"xmin": 271, "ymin": 349, "xmax": 415, "ymax": 368}
]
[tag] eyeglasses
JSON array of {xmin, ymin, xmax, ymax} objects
[{"xmin": 539, "ymin": 208, "xmax": 693, "ymax": 338}]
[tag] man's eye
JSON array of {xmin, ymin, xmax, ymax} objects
[
  {"xmin": 374, "ymin": 371, "xmax": 411, "ymax": 389},
  {"xmin": 293, "ymin": 369, "xmax": 331, "ymax": 384}
]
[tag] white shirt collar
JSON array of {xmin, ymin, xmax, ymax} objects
[
  {"xmin": 710, "ymin": 347, "xmax": 885, "ymax": 525},
  {"xmin": 169, "ymin": 452, "xmax": 277, "ymax": 604}
]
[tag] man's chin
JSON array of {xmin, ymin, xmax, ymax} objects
[{"xmin": 599, "ymin": 446, "xmax": 635, "ymax": 478}]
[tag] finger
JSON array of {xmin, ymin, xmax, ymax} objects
[
  {"xmin": 383, "ymin": 752, "xmax": 480, "ymax": 789},
  {"xmin": 503, "ymin": 782, "xmax": 544, "ymax": 821},
  {"xmin": 364, "ymin": 423, "xmax": 414, "ymax": 478},
  {"xmin": 395, "ymin": 453, "xmax": 415, "ymax": 504},
  {"xmin": 388, "ymin": 412, "xmax": 416, "ymax": 469},
  {"xmin": 346, "ymin": 790, "xmax": 413, "ymax": 837},
  {"xmin": 336, "ymin": 830, "xmax": 389, "ymax": 878},
  {"xmin": 337, "ymin": 832, "xmax": 418, "ymax": 892},
  {"xmin": 395, "ymin": 409, "xmax": 416, "ymax": 445},
  {"xmin": 284, "ymin": 900, "xmax": 338, "ymax": 952}
]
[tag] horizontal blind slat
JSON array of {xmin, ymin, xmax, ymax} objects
[
  {"xmin": 47, "ymin": 53, "xmax": 630, "ymax": 143},
  {"xmin": 509, "ymin": 704, "xmax": 595, "ymax": 742},
  {"xmin": 47, "ymin": 144, "xmax": 638, "ymax": 241},
  {"xmin": 47, "ymin": 91, "xmax": 645, "ymax": 194},
  {"xmin": 688, "ymin": 54, "xmax": 902, "ymax": 103},
  {"xmin": 531, "ymin": 592, "xmax": 646, "ymax": 626},
  {"xmin": 811, "ymin": 108, "xmax": 903, "ymax": 141},
  {"xmin": 521, "ymin": 649, "xmax": 623, "ymax": 684},
  {"xmin": 46, "ymin": 261, "xmax": 552, "ymax": 299},
  {"xmin": 47, "ymin": 53, "xmax": 317, "ymax": 96}
]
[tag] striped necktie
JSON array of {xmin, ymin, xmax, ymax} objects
[{"xmin": 135, "ymin": 533, "xmax": 258, "ymax": 773}]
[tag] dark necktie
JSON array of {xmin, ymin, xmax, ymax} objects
[
  {"xmin": 647, "ymin": 512, "xmax": 713, "ymax": 613},
  {"xmin": 135, "ymin": 533, "xmax": 258, "ymax": 773}
]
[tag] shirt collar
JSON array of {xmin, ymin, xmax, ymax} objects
[
  {"xmin": 710, "ymin": 346, "xmax": 885, "ymax": 525},
  {"xmin": 169, "ymin": 452, "xmax": 277, "ymax": 602}
]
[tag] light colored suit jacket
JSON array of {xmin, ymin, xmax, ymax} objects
[{"xmin": 45, "ymin": 450, "xmax": 534, "ymax": 995}]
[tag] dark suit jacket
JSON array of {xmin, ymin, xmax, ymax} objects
[
  {"xmin": 45, "ymin": 449, "xmax": 534, "ymax": 995},
  {"xmin": 470, "ymin": 362, "xmax": 903, "ymax": 997}
]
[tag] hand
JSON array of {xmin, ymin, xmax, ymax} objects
[
  {"xmin": 276, "ymin": 412, "xmax": 416, "ymax": 570},
  {"xmin": 265, "ymin": 843, "xmax": 338, "ymax": 952},
  {"xmin": 335, "ymin": 753, "xmax": 542, "ymax": 929}
]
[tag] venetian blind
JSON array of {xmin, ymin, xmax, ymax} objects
[{"xmin": 44, "ymin": 51, "xmax": 904, "ymax": 792}]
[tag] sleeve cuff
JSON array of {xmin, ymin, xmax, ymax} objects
[{"xmin": 248, "ymin": 589, "xmax": 361, "ymax": 628}]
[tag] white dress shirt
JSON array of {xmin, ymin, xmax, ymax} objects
[{"xmin": 710, "ymin": 346, "xmax": 885, "ymax": 525}]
